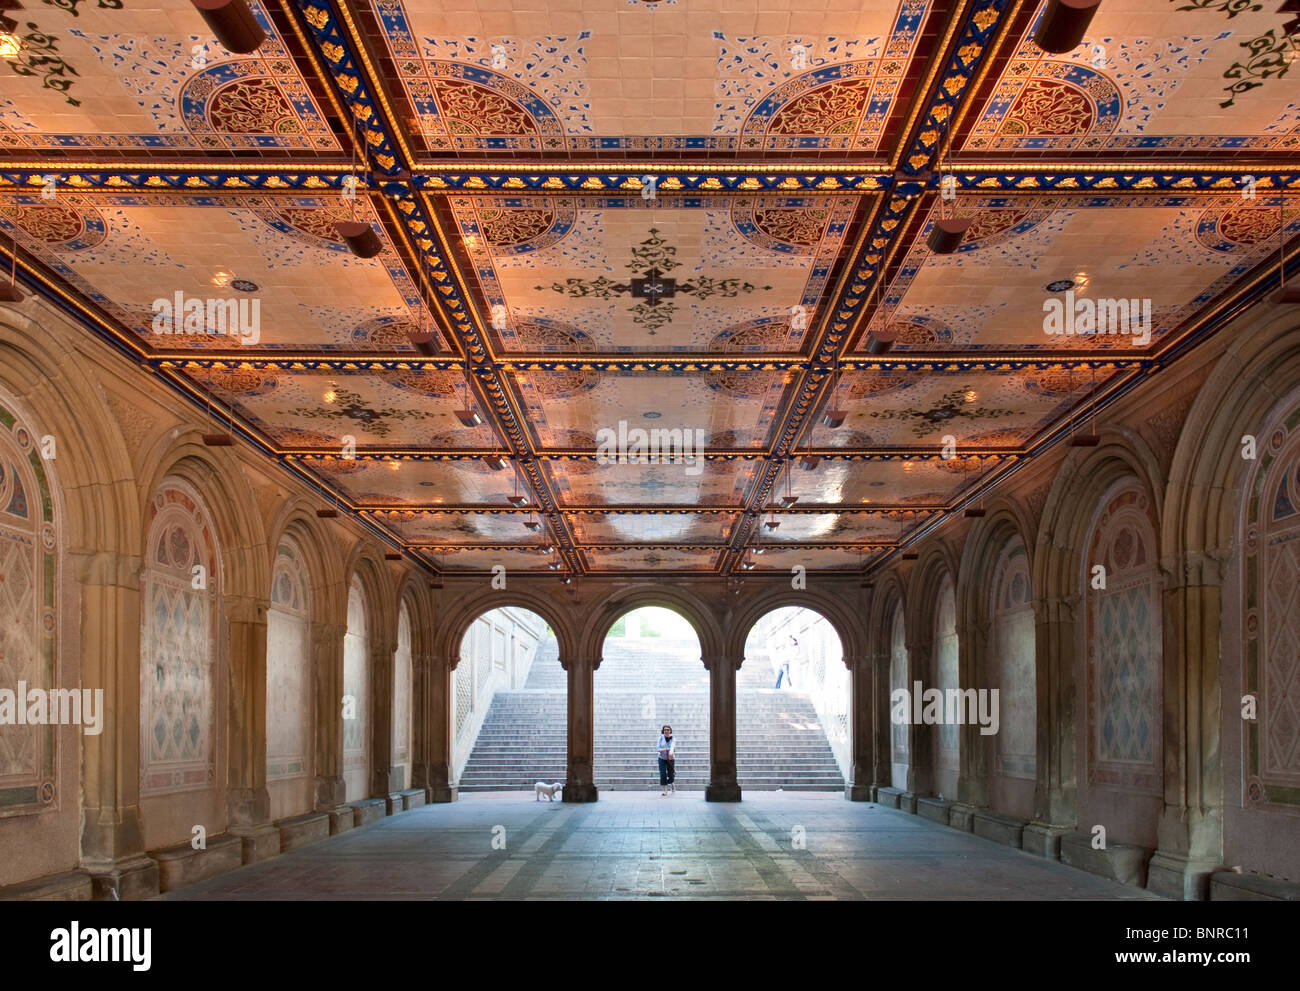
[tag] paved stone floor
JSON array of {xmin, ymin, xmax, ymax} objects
[{"xmin": 159, "ymin": 793, "xmax": 1164, "ymax": 900}]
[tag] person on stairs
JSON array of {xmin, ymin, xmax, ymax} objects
[
  {"xmin": 775, "ymin": 635, "xmax": 797, "ymax": 689},
  {"xmin": 657, "ymin": 724, "xmax": 676, "ymax": 795}
]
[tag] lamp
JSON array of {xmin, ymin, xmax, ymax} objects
[
  {"xmin": 1033, "ymin": 0, "xmax": 1101, "ymax": 55},
  {"xmin": 334, "ymin": 220, "xmax": 383, "ymax": 259},
  {"xmin": 191, "ymin": 0, "xmax": 267, "ymax": 55},
  {"xmin": 865, "ymin": 329, "xmax": 897, "ymax": 354},
  {"xmin": 927, "ymin": 217, "xmax": 971, "ymax": 254}
]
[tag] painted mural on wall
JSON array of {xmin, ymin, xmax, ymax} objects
[
  {"xmin": 0, "ymin": 398, "xmax": 58, "ymax": 818},
  {"xmin": 140, "ymin": 479, "xmax": 218, "ymax": 796}
]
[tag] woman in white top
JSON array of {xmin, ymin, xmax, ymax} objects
[{"xmin": 657, "ymin": 724, "xmax": 676, "ymax": 795}]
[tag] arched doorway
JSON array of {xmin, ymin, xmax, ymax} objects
[
  {"xmin": 454, "ymin": 607, "xmax": 562, "ymax": 791},
  {"xmin": 740, "ymin": 607, "xmax": 848, "ymax": 790},
  {"xmin": 595, "ymin": 606, "xmax": 707, "ymax": 792}
]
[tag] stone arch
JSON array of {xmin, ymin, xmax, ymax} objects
[
  {"xmin": 904, "ymin": 540, "xmax": 960, "ymax": 645},
  {"xmin": 723, "ymin": 585, "xmax": 865, "ymax": 664},
  {"xmin": 395, "ymin": 571, "xmax": 433, "ymax": 659},
  {"xmin": 0, "ymin": 307, "xmax": 138, "ymax": 561},
  {"xmin": 0, "ymin": 377, "xmax": 79, "ymax": 881},
  {"xmin": 434, "ymin": 586, "xmax": 575, "ymax": 665},
  {"xmin": 1034, "ymin": 429, "xmax": 1163, "ymax": 608},
  {"xmin": 578, "ymin": 583, "xmax": 723, "ymax": 665},
  {"xmin": 901, "ymin": 541, "xmax": 962, "ymax": 800},
  {"xmin": 267, "ymin": 500, "xmax": 346, "ymax": 628},
  {"xmin": 1031, "ymin": 429, "xmax": 1164, "ymax": 846},
  {"xmin": 138, "ymin": 471, "xmax": 228, "ymax": 848},
  {"xmin": 1163, "ymin": 306, "xmax": 1300, "ymax": 884},
  {"xmin": 957, "ymin": 500, "xmax": 1038, "ymax": 818},
  {"xmin": 137, "ymin": 431, "xmax": 269, "ymax": 607},
  {"xmin": 344, "ymin": 543, "xmax": 398, "ymax": 649}
]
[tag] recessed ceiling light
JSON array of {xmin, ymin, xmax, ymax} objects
[
  {"xmin": 419, "ymin": 481, "xmax": 435, "ymax": 487},
  {"xmin": 388, "ymin": 460, "xmax": 400, "ymax": 471},
  {"xmin": 643, "ymin": 411, "xmax": 662, "ymax": 419},
  {"xmin": 1045, "ymin": 279, "xmax": 1076, "ymax": 293},
  {"xmin": 231, "ymin": 278, "xmax": 259, "ymax": 293}
]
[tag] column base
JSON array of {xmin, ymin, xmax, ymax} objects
[
  {"xmin": 1021, "ymin": 821, "xmax": 1071, "ymax": 860},
  {"xmin": 706, "ymin": 782, "xmax": 742, "ymax": 802},
  {"xmin": 845, "ymin": 783, "xmax": 874, "ymax": 802},
  {"xmin": 85, "ymin": 854, "xmax": 160, "ymax": 901},
  {"xmin": 228, "ymin": 823, "xmax": 281, "ymax": 864},
  {"xmin": 428, "ymin": 785, "xmax": 458, "ymax": 803},
  {"xmin": 1147, "ymin": 851, "xmax": 1219, "ymax": 901},
  {"xmin": 563, "ymin": 782, "xmax": 598, "ymax": 803},
  {"xmin": 948, "ymin": 802, "xmax": 980, "ymax": 832}
]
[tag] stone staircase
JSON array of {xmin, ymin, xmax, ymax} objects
[{"xmin": 458, "ymin": 637, "xmax": 846, "ymax": 792}]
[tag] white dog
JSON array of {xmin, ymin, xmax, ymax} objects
[{"xmin": 534, "ymin": 781, "xmax": 563, "ymax": 802}]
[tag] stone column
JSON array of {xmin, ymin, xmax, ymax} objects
[
  {"xmin": 846, "ymin": 654, "xmax": 874, "ymax": 800},
  {"xmin": 425, "ymin": 655, "xmax": 457, "ymax": 802},
  {"xmin": 905, "ymin": 632, "xmax": 934, "ymax": 799},
  {"xmin": 563, "ymin": 654, "xmax": 598, "ymax": 802},
  {"xmin": 311, "ymin": 621, "xmax": 352, "ymax": 830},
  {"xmin": 225, "ymin": 595, "xmax": 279, "ymax": 862},
  {"xmin": 77, "ymin": 552, "xmax": 160, "ymax": 900},
  {"xmin": 705, "ymin": 655, "xmax": 741, "ymax": 801},
  {"xmin": 410, "ymin": 650, "xmax": 430, "ymax": 796},
  {"xmin": 1022, "ymin": 594, "xmax": 1078, "ymax": 858},
  {"xmin": 870, "ymin": 645, "xmax": 892, "ymax": 796},
  {"xmin": 369, "ymin": 632, "xmax": 398, "ymax": 802},
  {"xmin": 1147, "ymin": 551, "xmax": 1225, "ymax": 900},
  {"xmin": 951, "ymin": 618, "xmax": 990, "ymax": 829}
]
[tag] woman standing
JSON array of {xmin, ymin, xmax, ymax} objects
[{"xmin": 657, "ymin": 724, "xmax": 676, "ymax": 795}]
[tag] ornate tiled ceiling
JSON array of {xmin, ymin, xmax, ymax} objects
[{"xmin": 2, "ymin": 0, "xmax": 1297, "ymax": 577}]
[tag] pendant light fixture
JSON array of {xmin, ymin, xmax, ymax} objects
[
  {"xmin": 1271, "ymin": 191, "xmax": 1300, "ymax": 304},
  {"xmin": 336, "ymin": 117, "xmax": 383, "ymax": 258},
  {"xmin": 927, "ymin": 137, "xmax": 968, "ymax": 254},
  {"xmin": 0, "ymin": 233, "xmax": 23, "ymax": 302},
  {"xmin": 1033, "ymin": 0, "xmax": 1102, "ymax": 55},
  {"xmin": 191, "ymin": 0, "xmax": 266, "ymax": 55}
]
